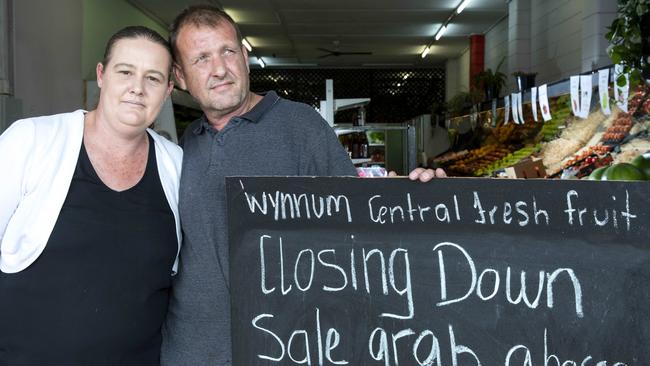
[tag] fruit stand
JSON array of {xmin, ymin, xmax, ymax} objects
[{"xmin": 434, "ymin": 85, "xmax": 650, "ymax": 182}]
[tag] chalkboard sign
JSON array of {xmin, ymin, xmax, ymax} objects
[{"xmin": 227, "ymin": 177, "xmax": 650, "ymax": 366}]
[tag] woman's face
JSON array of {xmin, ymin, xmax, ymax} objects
[{"xmin": 96, "ymin": 37, "xmax": 173, "ymax": 132}]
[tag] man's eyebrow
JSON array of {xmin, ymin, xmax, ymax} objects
[{"xmin": 190, "ymin": 52, "xmax": 209, "ymax": 60}]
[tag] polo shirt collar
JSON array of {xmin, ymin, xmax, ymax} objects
[{"xmin": 193, "ymin": 91, "xmax": 280, "ymax": 135}]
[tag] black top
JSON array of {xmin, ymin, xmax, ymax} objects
[{"xmin": 0, "ymin": 134, "xmax": 177, "ymax": 366}]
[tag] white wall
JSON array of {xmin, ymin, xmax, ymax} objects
[
  {"xmin": 11, "ymin": 0, "xmax": 169, "ymax": 120},
  {"xmin": 445, "ymin": 47, "xmax": 470, "ymax": 102},
  {"xmin": 530, "ymin": 0, "xmax": 583, "ymax": 84},
  {"xmin": 459, "ymin": 47, "xmax": 470, "ymax": 93},
  {"xmin": 445, "ymin": 57, "xmax": 459, "ymax": 102},
  {"xmin": 508, "ymin": 0, "xmax": 532, "ymax": 85},
  {"xmin": 14, "ymin": 0, "xmax": 83, "ymax": 117},
  {"xmin": 484, "ymin": 16, "xmax": 508, "ymax": 73},
  {"xmin": 469, "ymin": 0, "xmax": 618, "ymax": 94},
  {"xmin": 82, "ymin": 0, "xmax": 168, "ymax": 81},
  {"xmin": 582, "ymin": 0, "xmax": 617, "ymax": 71}
]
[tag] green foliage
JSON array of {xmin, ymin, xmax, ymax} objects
[
  {"xmin": 555, "ymin": 94, "xmax": 571, "ymax": 110},
  {"xmin": 606, "ymin": 0, "xmax": 650, "ymax": 86},
  {"xmin": 447, "ymin": 90, "xmax": 483, "ymax": 117},
  {"xmin": 475, "ymin": 58, "xmax": 507, "ymax": 99},
  {"xmin": 447, "ymin": 92, "xmax": 473, "ymax": 117}
]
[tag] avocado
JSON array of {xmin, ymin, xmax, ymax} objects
[
  {"xmin": 602, "ymin": 163, "xmax": 647, "ymax": 181},
  {"xmin": 630, "ymin": 154, "xmax": 650, "ymax": 180},
  {"xmin": 588, "ymin": 166, "xmax": 609, "ymax": 180}
]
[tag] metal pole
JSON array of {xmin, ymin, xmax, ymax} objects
[
  {"xmin": 325, "ymin": 79, "xmax": 334, "ymax": 126},
  {"xmin": 407, "ymin": 124, "xmax": 417, "ymax": 172},
  {"xmin": 0, "ymin": 0, "xmax": 12, "ymax": 96}
]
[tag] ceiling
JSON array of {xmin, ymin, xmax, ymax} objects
[{"xmin": 129, "ymin": 0, "xmax": 508, "ymax": 68}]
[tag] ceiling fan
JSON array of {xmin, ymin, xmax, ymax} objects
[{"xmin": 317, "ymin": 47, "xmax": 373, "ymax": 58}]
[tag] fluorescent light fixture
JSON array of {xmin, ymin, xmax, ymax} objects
[
  {"xmin": 268, "ymin": 63, "xmax": 318, "ymax": 67},
  {"xmin": 457, "ymin": 0, "xmax": 471, "ymax": 14},
  {"xmin": 242, "ymin": 38, "xmax": 252, "ymax": 52},
  {"xmin": 257, "ymin": 57, "xmax": 266, "ymax": 68},
  {"xmin": 421, "ymin": 46, "xmax": 431, "ymax": 58},
  {"xmin": 435, "ymin": 25, "xmax": 447, "ymax": 41},
  {"xmin": 362, "ymin": 63, "xmax": 414, "ymax": 66}
]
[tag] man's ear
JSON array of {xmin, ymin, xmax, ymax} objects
[
  {"xmin": 96, "ymin": 62, "xmax": 105, "ymax": 88},
  {"xmin": 166, "ymin": 79, "xmax": 174, "ymax": 98},
  {"xmin": 173, "ymin": 63, "xmax": 187, "ymax": 90},
  {"xmin": 242, "ymin": 45, "xmax": 250, "ymax": 74}
]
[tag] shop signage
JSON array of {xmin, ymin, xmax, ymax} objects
[{"xmin": 227, "ymin": 177, "xmax": 649, "ymax": 365}]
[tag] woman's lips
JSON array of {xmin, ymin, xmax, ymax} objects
[{"xmin": 123, "ymin": 100, "xmax": 145, "ymax": 107}]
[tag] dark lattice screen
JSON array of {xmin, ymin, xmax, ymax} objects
[{"xmin": 250, "ymin": 68, "xmax": 445, "ymax": 123}]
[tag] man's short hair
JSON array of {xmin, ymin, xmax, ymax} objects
[{"xmin": 169, "ymin": 5, "xmax": 244, "ymax": 63}]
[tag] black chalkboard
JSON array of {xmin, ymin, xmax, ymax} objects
[{"xmin": 227, "ymin": 177, "xmax": 650, "ymax": 366}]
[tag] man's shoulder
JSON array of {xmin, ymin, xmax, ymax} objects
[
  {"xmin": 187, "ymin": 118, "xmax": 204, "ymax": 133},
  {"xmin": 274, "ymin": 97, "xmax": 319, "ymax": 116},
  {"xmin": 267, "ymin": 96, "xmax": 328, "ymax": 130},
  {"xmin": 178, "ymin": 118, "xmax": 205, "ymax": 146}
]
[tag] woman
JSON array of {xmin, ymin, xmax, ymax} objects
[{"xmin": 0, "ymin": 26, "xmax": 181, "ymax": 365}]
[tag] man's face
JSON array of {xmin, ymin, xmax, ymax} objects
[
  {"xmin": 97, "ymin": 38, "xmax": 173, "ymax": 131},
  {"xmin": 174, "ymin": 23, "xmax": 250, "ymax": 118}
]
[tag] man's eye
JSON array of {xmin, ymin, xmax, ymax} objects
[
  {"xmin": 119, "ymin": 70, "xmax": 131, "ymax": 75},
  {"xmin": 194, "ymin": 55, "xmax": 209, "ymax": 64},
  {"xmin": 147, "ymin": 76, "xmax": 161, "ymax": 83}
]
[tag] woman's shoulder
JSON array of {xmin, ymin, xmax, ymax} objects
[
  {"xmin": 2, "ymin": 110, "xmax": 85, "ymax": 142},
  {"xmin": 23, "ymin": 109, "xmax": 85, "ymax": 125}
]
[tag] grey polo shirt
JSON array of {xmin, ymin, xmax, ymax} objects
[{"xmin": 162, "ymin": 91, "xmax": 356, "ymax": 366}]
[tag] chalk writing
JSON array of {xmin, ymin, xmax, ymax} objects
[{"xmin": 229, "ymin": 177, "xmax": 649, "ymax": 365}]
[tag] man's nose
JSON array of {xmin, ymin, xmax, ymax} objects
[{"xmin": 210, "ymin": 55, "xmax": 227, "ymax": 78}]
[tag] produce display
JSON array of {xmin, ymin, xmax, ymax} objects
[
  {"xmin": 541, "ymin": 109, "xmax": 616, "ymax": 176},
  {"xmin": 444, "ymin": 143, "xmax": 513, "ymax": 176},
  {"xmin": 475, "ymin": 143, "xmax": 541, "ymax": 177},
  {"xmin": 631, "ymin": 153, "xmax": 650, "ymax": 177},
  {"xmin": 588, "ymin": 153, "xmax": 650, "ymax": 181},
  {"xmin": 440, "ymin": 97, "xmax": 560, "ymax": 176},
  {"xmin": 437, "ymin": 84, "xmax": 650, "ymax": 181},
  {"xmin": 555, "ymin": 86, "xmax": 650, "ymax": 180},
  {"xmin": 537, "ymin": 95, "xmax": 571, "ymax": 142}
]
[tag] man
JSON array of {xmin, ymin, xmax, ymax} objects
[{"xmin": 161, "ymin": 5, "xmax": 445, "ymax": 365}]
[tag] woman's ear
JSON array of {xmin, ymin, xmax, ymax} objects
[{"xmin": 96, "ymin": 62, "xmax": 105, "ymax": 88}]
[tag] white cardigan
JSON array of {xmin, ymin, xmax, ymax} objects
[{"xmin": 0, "ymin": 110, "xmax": 183, "ymax": 274}]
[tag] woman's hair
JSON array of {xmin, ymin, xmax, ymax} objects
[
  {"xmin": 168, "ymin": 5, "xmax": 243, "ymax": 63},
  {"xmin": 102, "ymin": 26, "xmax": 172, "ymax": 74}
]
